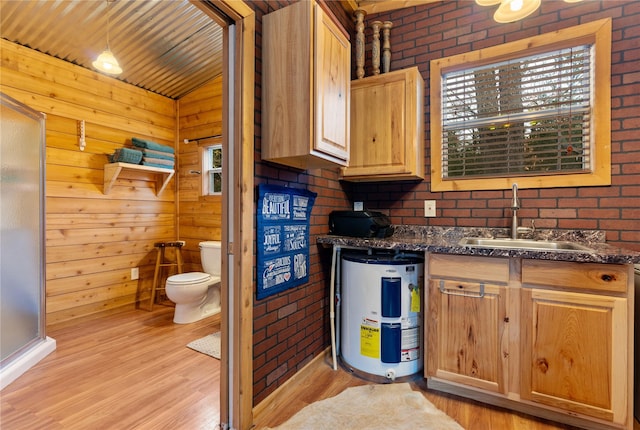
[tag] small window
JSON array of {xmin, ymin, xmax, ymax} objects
[
  {"xmin": 430, "ymin": 19, "xmax": 611, "ymax": 191},
  {"xmin": 203, "ymin": 144, "xmax": 223, "ymax": 195}
]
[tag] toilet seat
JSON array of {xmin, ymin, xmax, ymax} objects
[
  {"xmin": 168, "ymin": 272, "xmax": 211, "ymax": 285},
  {"xmin": 167, "ymin": 272, "xmax": 221, "ymax": 288}
]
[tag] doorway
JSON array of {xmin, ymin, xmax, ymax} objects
[{"xmin": 192, "ymin": 2, "xmax": 255, "ymax": 429}]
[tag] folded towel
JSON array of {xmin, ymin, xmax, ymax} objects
[
  {"xmin": 142, "ymin": 148, "xmax": 175, "ymax": 160},
  {"xmin": 132, "ymin": 137, "xmax": 174, "ymax": 154},
  {"xmin": 142, "ymin": 156, "xmax": 174, "ymax": 167},
  {"xmin": 141, "ymin": 161, "xmax": 174, "ymax": 170},
  {"xmin": 109, "ymin": 147, "xmax": 143, "ymax": 164}
]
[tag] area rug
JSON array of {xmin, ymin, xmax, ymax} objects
[
  {"xmin": 187, "ymin": 332, "xmax": 220, "ymax": 359},
  {"xmin": 266, "ymin": 382, "xmax": 464, "ymax": 430}
]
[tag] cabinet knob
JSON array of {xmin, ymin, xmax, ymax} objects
[{"xmin": 601, "ymin": 274, "xmax": 614, "ymax": 282}]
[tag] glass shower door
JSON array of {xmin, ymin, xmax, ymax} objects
[{"xmin": 0, "ymin": 92, "xmax": 47, "ymax": 366}]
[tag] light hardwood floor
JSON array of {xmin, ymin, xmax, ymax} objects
[
  {"xmin": 1, "ymin": 307, "xmax": 221, "ymax": 430},
  {"xmin": 0, "ymin": 308, "xmax": 622, "ymax": 429},
  {"xmin": 252, "ymin": 352, "xmax": 582, "ymax": 430}
]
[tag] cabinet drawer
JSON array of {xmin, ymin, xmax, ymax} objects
[
  {"xmin": 428, "ymin": 254, "xmax": 509, "ymax": 284},
  {"xmin": 522, "ymin": 260, "xmax": 628, "ymax": 293}
]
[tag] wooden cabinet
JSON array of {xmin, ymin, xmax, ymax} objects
[
  {"xmin": 520, "ymin": 260, "xmax": 630, "ymax": 425},
  {"xmin": 342, "ymin": 67, "xmax": 424, "ymax": 181},
  {"xmin": 427, "ymin": 254, "xmax": 509, "ymax": 394},
  {"xmin": 425, "ymin": 254, "xmax": 634, "ymax": 430},
  {"xmin": 428, "ymin": 279, "xmax": 508, "ymax": 393},
  {"xmin": 262, "ymin": 1, "xmax": 350, "ymax": 169}
]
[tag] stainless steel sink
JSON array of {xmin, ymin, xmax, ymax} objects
[{"xmin": 458, "ymin": 237, "xmax": 595, "ymax": 253}]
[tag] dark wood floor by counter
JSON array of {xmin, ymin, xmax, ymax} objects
[{"xmin": 1, "ymin": 307, "xmax": 587, "ymax": 429}]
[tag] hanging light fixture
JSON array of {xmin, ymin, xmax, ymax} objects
[
  {"xmin": 475, "ymin": 0, "xmax": 501, "ymax": 6},
  {"xmin": 92, "ymin": 0, "xmax": 122, "ymax": 75},
  {"xmin": 477, "ymin": 0, "xmax": 580, "ymax": 23},
  {"xmin": 493, "ymin": 0, "xmax": 541, "ymax": 23}
]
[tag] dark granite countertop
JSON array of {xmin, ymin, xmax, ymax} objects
[{"xmin": 317, "ymin": 226, "xmax": 640, "ymax": 265}]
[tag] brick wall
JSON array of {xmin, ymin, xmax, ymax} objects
[
  {"xmin": 250, "ymin": 0, "xmax": 640, "ymax": 406},
  {"xmin": 250, "ymin": 1, "xmax": 354, "ymax": 405},
  {"xmin": 347, "ymin": 0, "xmax": 640, "ymax": 250}
]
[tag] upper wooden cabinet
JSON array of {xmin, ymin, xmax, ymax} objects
[
  {"xmin": 262, "ymin": 1, "xmax": 350, "ymax": 170},
  {"xmin": 341, "ymin": 67, "xmax": 424, "ymax": 181}
]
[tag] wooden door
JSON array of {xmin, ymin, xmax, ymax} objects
[
  {"xmin": 427, "ymin": 279, "xmax": 508, "ymax": 394},
  {"xmin": 521, "ymin": 288, "xmax": 627, "ymax": 423},
  {"xmin": 313, "ymin": 3, "xmax": 350, "ymax": 163}
]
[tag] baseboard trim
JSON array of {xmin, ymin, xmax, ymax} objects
[
  {"xmin": 253, "ymin": 347, "xmax": 330, "ymax": 419},
  {"xmin": 1, "ymin": 336, "xmax": 56, "ymax": 390},
  {"xmin": 427, "ymin": 377, "xmax": 628, "ymax": 430}
]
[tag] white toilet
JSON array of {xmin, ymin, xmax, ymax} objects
[{"xmin": 165, "ymin": 241, "xmax": 222, "ymax": 324}]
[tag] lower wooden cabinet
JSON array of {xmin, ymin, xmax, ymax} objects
[
  {"xmin": 520, "ymin": 259, "xmax": 630, "ymax": 425},
  {"xmin": 427, "ymin": 279, "xmax": 508, "ymax": 394},
  {"xmin": 426, "ymin": 254, "xmax": 633, "ymax": 430},
  {"xmin": 521, "ymin": 287, "xmax": 627, "ymax": 422}
]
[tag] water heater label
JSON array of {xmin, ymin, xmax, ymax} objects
[
  {"xmin": 401, "ymin": 326, "xmax": 420, "ymax": 362},
  {"xmin": 360, "ymin": 323, "xmax": 380, "ymax": 359},
  {"xmin": 410, "ymin": 286, "xmax": 420, "ymax": 313}
]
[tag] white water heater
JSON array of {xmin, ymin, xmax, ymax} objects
[{"xmin": 340, "ymin": 252, "xmax": 424, "ymax": 380}]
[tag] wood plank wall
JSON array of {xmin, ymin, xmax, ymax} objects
[
  {"xmin": 177, "ymin": 77, "xmax": 224, "ymax": 271},
  {"xmin": 0, "ymin": 39, "xmax": 178, "ymax": 324}
]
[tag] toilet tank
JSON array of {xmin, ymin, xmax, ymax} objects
[{"xmin": 199, "ymin": 241, "xmax": 221, "ymax": 276}]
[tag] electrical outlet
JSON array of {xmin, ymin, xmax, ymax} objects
[
  {"xmin": 424, "ymin": 200, "xmax": 436, "ymax": 217},
  {"xmin": 131, "ymin": 267, "xmax": 139, "ymax": 280},
  {"xmin": 354, "ymin": 201, "xmax": 364, "ymax": 211}
]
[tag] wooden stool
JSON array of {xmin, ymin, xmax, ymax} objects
[{"xmin": 149, "ymin": 241, "xmax": 185, "ymax": 311}]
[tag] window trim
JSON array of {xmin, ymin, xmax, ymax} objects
[
  {"xmin": 196, "ymin": 135, "xmax": 223, "ymax": 197},
  {"xmin": 430, "ymin": 18, "xmax": 611, "ymax": 192},
  {"xmin": 204, "ymin": 144, "xmax": 223, "ymax": 196}
]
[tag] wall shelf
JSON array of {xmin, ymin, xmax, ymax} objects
[{"xmin": 104, "ymin": 162, "xmax": 174, "ymax": 196}]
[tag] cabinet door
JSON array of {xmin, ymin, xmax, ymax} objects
[
  {"xmin": 313, "ymin": 5, "xmax": 350, "ymax": 163},
  {"xmin": 343, "ymin": 67, "xmax": 424, "ymax": 181},
  {"xmin": 262, "ymin": 1, "xmax": 348, "ymax": 169},
  {"xmin": 521, "ymin": 288, "xmax": 627, "ymax": 423},
  {"xmin": 427, "ymin": 279, "xmax": 508, "ymax": 394}
]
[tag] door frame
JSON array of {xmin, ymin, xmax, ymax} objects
[{"xmin": 191, "ymin": 1, "xmax": 255, "ymax": 429}]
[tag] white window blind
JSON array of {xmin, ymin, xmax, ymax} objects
[{"xmin": 441, "ymin": 45, "xmax": 593, "ymax": 179}]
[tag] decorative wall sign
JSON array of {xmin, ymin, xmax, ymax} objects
[{"xmin": 256, "ymin": 184, "xmax": 317, "ymax": 300}]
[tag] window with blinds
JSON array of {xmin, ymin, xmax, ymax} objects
[
  {"xmin": 442, "ymin": 46, "xmax": 591, "ymax": 178},
  {"xmin": 430, "ymin": 19, "xmax": 611, "ymax": 192}
]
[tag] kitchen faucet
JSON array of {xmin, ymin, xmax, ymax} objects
[{"xmin": 511, "ymin": 183, "xmax": 535, "ymax": 239}]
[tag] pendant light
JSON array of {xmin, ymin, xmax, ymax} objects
[
  {"xmin": 475, "ymin": 0, "xmax": 501, "ymax": 6},
  {"xmin": 477, "ymin": 0, "xmax": 582, "ymax": 23},
  {"xmin": 493, "ymin": 0, "xmax": 541, "ymax": 23},
  {"xmin": 92, "ymin": 0, "xmax": 122, "ymax": 75}
]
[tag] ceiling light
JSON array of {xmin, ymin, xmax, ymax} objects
[
  {"xmin": 494, "ymin": 0, "xmax": 541, "ymax": 23},
  {"xmin": 92, "ymin": 0, "xmax": 122, "ymax": 75},
  {"xmin": 93, "ymin": 50, "xmax": 122, "ymax": 75}
]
